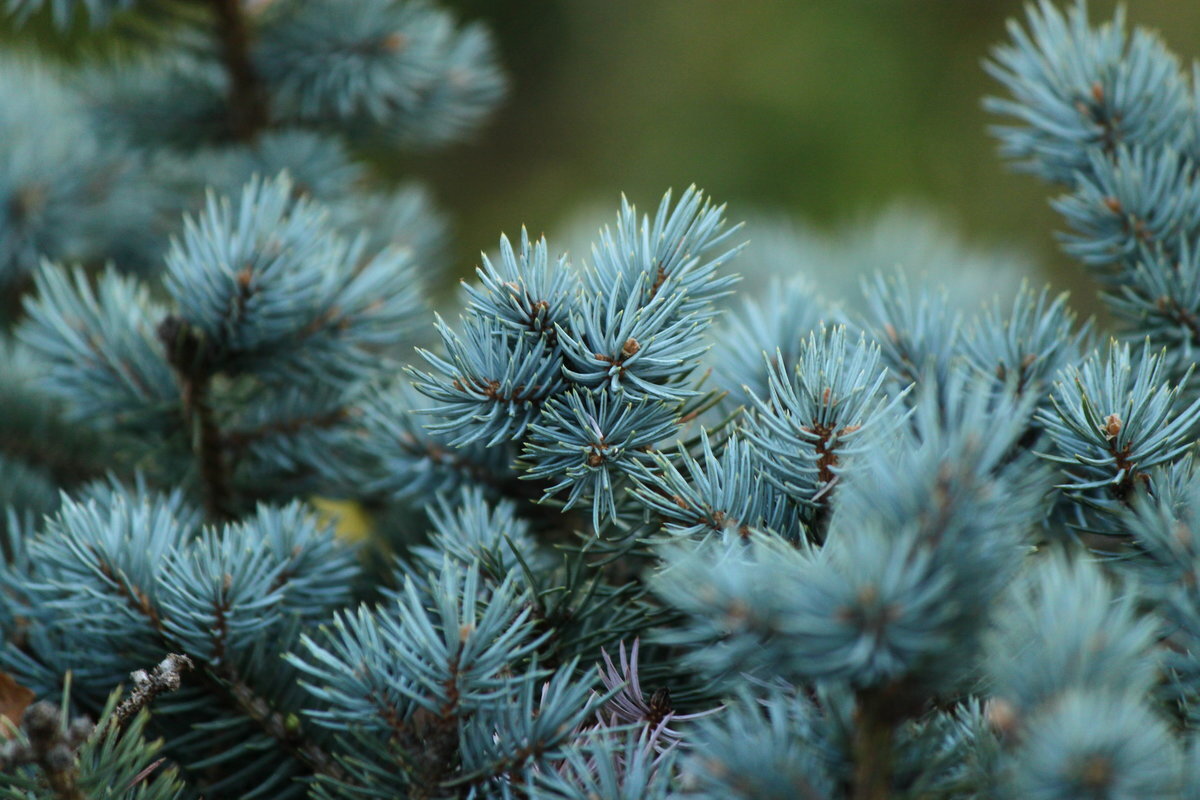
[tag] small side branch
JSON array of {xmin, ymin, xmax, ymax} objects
[
  {"xmin": 91, "ymin": 548, "xmax": 339, "ymax": 783},
  {"xmin": 111, "ymin": 654, "xmax": 195, "ymax": 729},
  {"xmin": 2, "ymin": 701, "xmax": 94, "ymax": 800},
  {"xmin": 224, "ymin": 670, "xmax": 344, "ymax": 780}
]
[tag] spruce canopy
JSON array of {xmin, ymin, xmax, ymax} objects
[{"xmin": 4, "ymin": 2, "xmax": 1200, "ymax": 799}]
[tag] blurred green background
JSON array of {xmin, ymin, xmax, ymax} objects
[
  {"xmin": 410, "ymin": 0, "xmax": 1200, "ymax": 312},
  {"xmin": 7, "ymin": 1, "xmax": 1200, "ymax": 310}
]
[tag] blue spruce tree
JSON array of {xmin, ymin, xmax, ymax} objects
[{"xmin": 5, "ymin": 1, "xmax": 1200, "ymax": 799}]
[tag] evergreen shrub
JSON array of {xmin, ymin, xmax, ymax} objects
[{"xmin": 3, "ymin": 1, "xmax": 1200, "ymax": 798}]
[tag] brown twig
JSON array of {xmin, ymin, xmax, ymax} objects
[
  {"xmin": 224, "ymin": 407, "xmax": 350, "ymax": 453},
  {"xmin": 210, "ymin": 0, "xmax": 269, "ymax": 140},
  {"xmin": 800, "ymin": 417, "xmax": 860, "ymax": 544},
  {"xmin": 850, "ymin": 687, "xmax": 897, "ymax": 800},
  {"xmin": 111, "ymin": 654, "xmax": 195, "ymax": 729},
  {"xmin": 222, "ymin": 670, "xmax": 343, "ymax": 780},
  {"xmin": 158, "ymin": 316, "xmax": 235, "ymax": 521},
  {"xmin": 186, "ymin": 375, "xmax": 234, "ymax": 520}
]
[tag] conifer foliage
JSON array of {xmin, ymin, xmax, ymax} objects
[{"xmin": 5, "ymin": 1, "xmax": 1200, "ymax": 798}]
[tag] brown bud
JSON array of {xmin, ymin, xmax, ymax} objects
[
  {"xmin": 986, "ymin": 697, "xmax": 1019, "ymax": 737},
  {"xmin": 243, "ymin": 0, "xmax": 278, "ymax": 15},
  {"xmin": 724, "ymin": 599, "xmax": 750, "ymax": 623},
  {"xmin": 1103, "ymin": 413, "xmax": 1122, "ymax": 440},
  {"xmin": 1176, "ymin": 522, "xmax": 1193, "ymax": 550},
  {"xmin": 44, "ymin": 743, "xmax": 73, "ymax": 771},
  {"xmin": 1080, "ymin": 754, "xmax": 1114, "ymax": 789},
  {"xmin": 22, "ymin": 701, "xmax": 58, "ymax": 739},
  {"xmin": 1103, "ymin": 196, "xmax": 1123, "ymax": 214},
  {"xmin": 12, "ymin": 183, "xmax": 47, "ymax": 220},
  {"xmin": 621, "ymin": 337, "xmax": 640, "ymax": 357},
  {"xmin": 648, "ymin": 686, "xmax": 673, "ymax": 716}
]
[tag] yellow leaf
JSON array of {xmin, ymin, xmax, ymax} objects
[{"xmin": 311, "ymin": 497, "xmax": 373, "ymax": 544}]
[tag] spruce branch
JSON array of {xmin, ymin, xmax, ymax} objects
[
  {"xmin": 0, "ymin": 684, "xmax": 187, "ymax": 799},
  {"xmin": 849, "ymin": 682, "xmax": 927, "ymax": 800},
  {"xmin": 1, "ymin": 701, "xmax": 94, "ymax": 800},
  {"xmin": 592, "ymin": 638, "xmax": 721, "ymax": 748},
  {"xmin": 223, "ymin": 406, "xmax": 350, "ymax": 454},
  {"xmin": 210, "ymin": 0, "xmax": 269, "ymax": 140},
  {"xmin": 222, "ymin": 668, "xmax": 344, "ymax": 780},
  {"xmin": 49, "ymin": 495, "xmax": 346, "ymax": 787},
  {"xmin": 111, "ymin": 653, "xmax": 194, "ymax": 729},
  {"xmin": 9, "ymin": 5, "xmax": 1200, "ymax": 792},
  {"xmin": 158, "ymin": 315, "xmax": 234, "ymax": 521},
  {"xmin": 851, "ymin": 689, "xmax": 893, "ymax": 800}
]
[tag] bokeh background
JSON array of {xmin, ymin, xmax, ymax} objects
[
  {"xmin": 416, "ymin": 0, "xmax": 1200, "ymax": 314},
  {"xmin": 8, "ymin": 1, "xmax": 1200, "ymax": 311}
]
